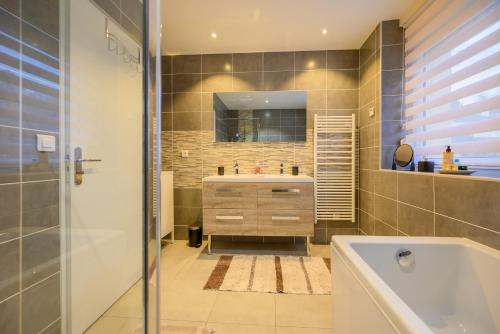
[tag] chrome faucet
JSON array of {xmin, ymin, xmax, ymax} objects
[
  {"xmin": 234, "ymin": 161, "xmax": 239, "ymax": 175},
  {"xmin": 279, "ymin": 161, "xmax": 284, "ymax": 176}
]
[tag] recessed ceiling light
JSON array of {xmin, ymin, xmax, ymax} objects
[
  {"xmin": 321, "ymin": 29, "xmax": 328, "ymax": 35},
  {"xmin": 265, "ymin": 99, "xmax": 269, "ymax": 103},
  {"xmin": 211, "ymin": 32, "xmax": 217, "ymax": 39}
]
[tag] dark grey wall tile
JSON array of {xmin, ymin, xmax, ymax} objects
[
  {"xmin": 22, "ymin": 0, "xmax": 59, "ymax": 38},
  {"xmin": 373, "ymin": 170, "xmax": 397, "ymax": 199},
  {"xmin": 306, "ymin": 90, "xmax": 326, "ymax": 109},
  {"xmin": 359, "ymin": 169, "xmax": 373, "ymax": 192},
  {"xmin": 21, "ymin": 130, "xmax": 59, "ymax": 182},
  {"xmin": 328, "ymin": 228, "xmax": 358, "ymax": 237},
  {"xmin": 0, "ymin": 239, "xmax": 19, "ymax": 301},
  {"xmin": 0, "ymin": 0, "xmax": 19, "ymax": 15},
  {"xmin": 381, "ymin": 95, "xmax": 402, "ymax": 121},
  {"xmin": 327, "ymin": 90, "xmax": 358, "ymax": 109},
  {"xmin": 21, "ymin": 78, "xmax": 59, "ymax": 132},
  {"xmin": 161, "ymin": 112, "xmax": 172, "ymax": 131},
  {"xmin": 435, "ymin": 177, "xmax": 500, "ymax": 232},
  {"xmin": 435, "ymin": 214, "xmax": 500, "ymax": 250},
  {"xmin": 326, "ymin": 220, "xmax": 357, "ymax": 229},
  {"xmin": 398, "ymin": 173, "xmax": 434, "ymax": 210},
  {"xmin": 92, "ymin": 0, "xmax": 120, "ymax": 23},
  {"xmin": 360, "ymin": 190, "xmax": 373, "ymax": 215},
  {"xmin": 162, "ymin": 93, "xmax": 172, "ymax": 113},
  {"xmin": 161, "ymin": 56, "xmax": 172, "ymax": 74},
  {"xmin": 360, "ymin": 147, "xmax": 376, "ymax": 170},
  {"xmin": 359, "ymin": 124, "xmax": 374, "ymax": 149},
  {"xmin": 201, "ymin": 112, "xmax": 213, "ymax": 131},
  {"xmin": 381, "ymin": 121, "xmax": 402, "ymax": 147},
  {"xmin": 173, "ymin": 74, "xmax": 202, "ymax": 92},
  {"xmin": 312, "ymin": 227, "xmax": 327, "ymax": 244},
  {"xmin": 359, "ymin": 102, "xmax": 376, "ymax": 128},
  {"xmin": 121, "ymin": 0, "xmax": 143, "ymax": 28},
  {"xmin": 327, "ymin": 50, "xmax": 359, "ymax": 69},
  {"xmin": 173, "ymin": 112, "xmax": 201, "ymax": 131},
  {"xmin": 22, "ymin": 180, "xmax": 59, "ymax": 235},
  {"xmin": 173, "ymin": 55, "xmax": 201, "ymax": 74},
  {"xmin": 295, "ymin": 51, "xmax": 326, "ymax": 70},
  {"xmin": 295, "ymin": 70, "xmax": 326, "ymax": 90},
  {"xmin": 173, "ymin": 92, "xmax": 201, "ymax": 112},
  {"xmin": 382, "ymin": 44, "xmax": 403, "ymax": 70},
  {"xmin": 174, "ymin": 225, "xmax": 188, "ymax": 240},
  {"xmin": 0, "ymin": 294, "xmax": 19, "ymax": 334},
  {"xmin": 174, "ymin": 188, "xmax": 202, "ymax": 208},
  {"xmin": 22, "ymin": 273, "xmax": 60, "ymax": 334},
  {"xmin": 381, "ymin": 70, "xmax": 403, "ymax": 95},
  {"xmin": 374, "ymin": 220, "xmax": 397, "ymax": 236},
  {"xmin": 233, "ymin": 71, "xmax": 263, "ymax": 91},
  {"xmin": 233, "ymin": 53, "xmax": 262, "ymax": 72},
  {"xmin": 0, "ymin": 126, "xmax": 20, "ymax": 184},
  {"xmin": 41, "ymin": 318, "xmax": 61, "ymax": 334},
  {"xmin": 201, "ymin": 92, "xmax": 213, "ymax": 111},
  {"xmin": 359, "ymin": 79, "xmax": 375, "ymax": 107},
  {"xmin": 22, "ymin": 227, "xmax": 60, "ymax": 287},
  {"xmin": 174, "ymin": 207, "xmax": 202, "ymax": 226},
  {"xmin": 202, "ymin": 54, "xmax": 232, "ymax": 73},
  {"xmin": 263, "ymin": 52, "xmax": 293, "ymax": 71},
  {"xmin": 0, "ymin": 183, "xmax": 20, "ymax": 242},
  {"xmin": 381, "ymin": 20, "xmax": 403, "ymax": 45},
  {"xmin": 360, "ymin": 25, "xmax": 379, "ymax": 66},
  {"xmin": 359, "ymin": 210, "xmax": 374, "ymax": 235},
  {"xmin": 374, "ymin": 195, "xmax": 397, "ymax": 228},
  {"xmin": 202, "ymin": 73, "xmax": 232, "ymax": 92},
  {"xmin": 162, "ymin": 75, "xmax": 172, "ymax": 93},
  {"xmin": 263, "ymin": 71, "xmax": 294, "ymax": 91},
  {"xmin": 327, "ymin": 69, "xmax": 359, "ymax": 89},
  {"xmin": 398, "ymin": 203, "xmax": 434, "ymax": 236}
]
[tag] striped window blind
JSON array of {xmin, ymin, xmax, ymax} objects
[{"xmin": 404, "ymin": 0, "xmax": 500, "ymax": 168}]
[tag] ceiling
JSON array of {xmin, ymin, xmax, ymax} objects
[{"xmin": 162, "ymin": 0, "xmax": 418, "ymax": 55}]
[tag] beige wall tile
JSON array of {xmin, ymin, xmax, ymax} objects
[
  {"xmin": 373, "ymin": 194, "xmax": 397, "ymax": 228},
  {"xmin": 327, "ymin": 90, "xmax": 358, "ymax": 109},
  {"xmin": 398, "ymin": 173, "xmax": 434, "ymax": 211},
  {"xmin": 398, "ymin": 202, "xmax": 434, "ymax": 236},
  {"xmin": 327, "ymin": 69, "xmax": 359, "ymax": 89}
]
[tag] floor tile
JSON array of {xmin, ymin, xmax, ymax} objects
[
  {"xmin": 208, "ymin": 291, "xmax": 275, "ymax": 326},
  {"xmin": 276, "ymin": 294, "xmax": 332, "ymax": 328},
  {"xmin": 276, "ymin": 326, "xmax": 331, "ymax": 334},
  {"xmin": 207, "ymin": 322, "xmax": 276, "ymax": 334}
]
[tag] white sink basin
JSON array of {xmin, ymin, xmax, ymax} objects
[{"xmin": 202, "ymin": 174, "xmax": 314, "ymax": 183}]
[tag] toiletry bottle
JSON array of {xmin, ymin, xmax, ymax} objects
[
  {"xmin": 255, "ymin": 161, "xmax": 261, "ymax": 175},
  {"xmin": 442, "ymin": 146, "xmax": 454, "ymax": 170}
]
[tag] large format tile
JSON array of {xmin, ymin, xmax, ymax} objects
[
  {"xmin": 277, "ymin": 327, "xmax": 331, "ymax": 334},
  {"xmin": 233, "ymin": 53, "xmax": 262, "ymax": 72},
  {"xmin": 22, "ymin": 273, "xmax": 61, "ymax": 334},
  {"xmin": 397, "ymin": 203, "xmax": 434, "ymax": 236},
  {"xmin": 0, "ymin": 126, "xmax": 20, "ymax": 184},
  {"xmin": 105, "ymin": 282, "xmax": 143, "ymax": 318},
  {"xmin": 327, "ymin": 69, "xmax": 358, "ymax": 89},
  {"xmin": 202, "ymin": 54, "xmax": 232, "ymax": 73},
  {"xmin": 263, "ymin": 52, "xmax": 293, "ymax": 71},
  {"xmin": 373, "ymin": 194, "xmax": 397, "ymax": 228},
  {"xmin": 327, "ymin": 50, "xmax": 359, "ymax": 69},
  {"xmin": 233, "ymin": 72, "xmax": 263, "ymax": 91},
  {"xmin": 0, "ymin": 238, "xmax": 19, "ymax": 301},
  {"xmin": 435, "ymin": 177, "xmax": 500, "ymax": 233},
  {"xmin": 22, "ymin": 180, "xmax": 59, "ymax": 235},
  {"xmin": 173, "ymin": 55, "xmax": 201, "ymax": 74},
  {"xmin": 373, "ymin": 170, "xmax": 397, "ymax": 199},
  {"xmin": 208, "ymin": 292, "xmax": 275, "ymax": 326},
  {"xmin": 207, "ymin": 322, "xmax": 275, "ymax": 334},
  {"xmin": 295, "ymin": 51, "xmax": 326, "ymax": 70},
  {"xmin": 326, "ymin": 90, "xmax": 358, "ymax": 109},
  {"xmin": 21, "ymin": 129, "xmax": 59, "ymax": 182},
  {"xmin": 0, "ymin": 294, "xmax": 19, "ymax": 334},
  {"xmin": 276, "ymin": 294, "xmax": 332, "ymax": 328},
  {"xmin": 0, "ymin": 183, "xmax": 20, "ymax": 242},
  {"xmin": 21, "ymin": 0, "xmax": 59, "ymax": 37},
  {"xmin": 22, "ymin": 227, "xmax": 60, "ymax": 287},
  {"xmin": 397, "ymin": 173, "xmax": 434, "ymax": 211}
]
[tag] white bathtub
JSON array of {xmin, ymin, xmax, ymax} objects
[{"xmin": 331, "ymin": 236, "xmax": 500, "ymax": 334}]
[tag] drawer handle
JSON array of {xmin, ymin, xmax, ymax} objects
[
  {"xmin": 272, "ymin": 216, "xmax": 300, "ymax": 221},
  {"xmin": 271, "ymin": 189, "xmax": 300, "ymax": 193},
  {"xmin": 216, "ymin": 215, "xmax": 243, "ymax": 220},
  {"xmin": 216, "ymin": 189, "xmax": 241, "ymax": 193}
]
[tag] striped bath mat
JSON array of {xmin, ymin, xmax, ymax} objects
[{"xmin": 204, "ymin": 255, "xmax": 331, "ymax": 295}]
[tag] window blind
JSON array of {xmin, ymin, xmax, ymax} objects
[{"xmin": 404, "ymin": 0, "xmax": 500, "ymax": 167}]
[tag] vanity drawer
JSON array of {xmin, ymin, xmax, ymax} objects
[
  {"xmin": 257, "ymin": 210, "xmax": 314, "ymax": 236},
  {"xmin": 203, "ymin": 182, "xmax": 258, "ymax": 209},
  {"xmin": 203, "ymin": 209, "xmax": 258, "ymax": 235},
  {"xmin": 257, "ymin": 183, "xmax": 314, "ymax": 210}
]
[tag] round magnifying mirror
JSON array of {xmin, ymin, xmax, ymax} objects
[{"xmin": 393, "ymin": 144, "xmax": 414, "ymax": 167}]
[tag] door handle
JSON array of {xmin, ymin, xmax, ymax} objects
[{"xmin": 74, "ymin": 147, "xmax": 102, "ymax": 185}]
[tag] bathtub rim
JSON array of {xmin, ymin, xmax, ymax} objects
[{"xmin": 331, "ymin": 236, "xmax": 500, "ymax": 334}]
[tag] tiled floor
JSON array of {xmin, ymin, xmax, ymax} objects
[{"xmin": 86, "ymin": 240, "xmax": 332, "ymax": 334}]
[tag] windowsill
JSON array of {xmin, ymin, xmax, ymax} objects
[{"xmin": 377, "ymin": 168, "xmax": 500, "ymax": 181}]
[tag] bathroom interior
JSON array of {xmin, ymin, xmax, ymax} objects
[{"xmin": 0, "ymin": 0, "xmax": 499, "ymax": 333}]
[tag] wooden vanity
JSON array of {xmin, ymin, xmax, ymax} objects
[{"xmin": 202, "ymin": 175, "xmax": 315, "ymax": 255}]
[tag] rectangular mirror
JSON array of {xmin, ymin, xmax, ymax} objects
[{"xmin": 214, "ymin": 91, "xmax": 307, "ymax": 142}]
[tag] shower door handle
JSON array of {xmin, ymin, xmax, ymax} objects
[{"xmin": 74, "ymin": 147, "xmax": 102, "ymax": 185}]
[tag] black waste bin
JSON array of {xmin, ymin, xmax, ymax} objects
[{"xmin": 188, "ymin": 225, "xmax": 202, "ymax": 248}]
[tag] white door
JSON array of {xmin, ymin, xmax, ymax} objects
[{"xmin": 68, "ymin": 1, "xmax": 143, "ymax": 332}]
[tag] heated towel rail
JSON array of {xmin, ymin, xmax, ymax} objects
[{"xmin": 314, "ymin": 114, "xmax": 355, "ymax": 222}]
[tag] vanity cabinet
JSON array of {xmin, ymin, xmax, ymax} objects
[{"xmin": 202, "ymin": 177, "xmax": 314, "ymax": 254}]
